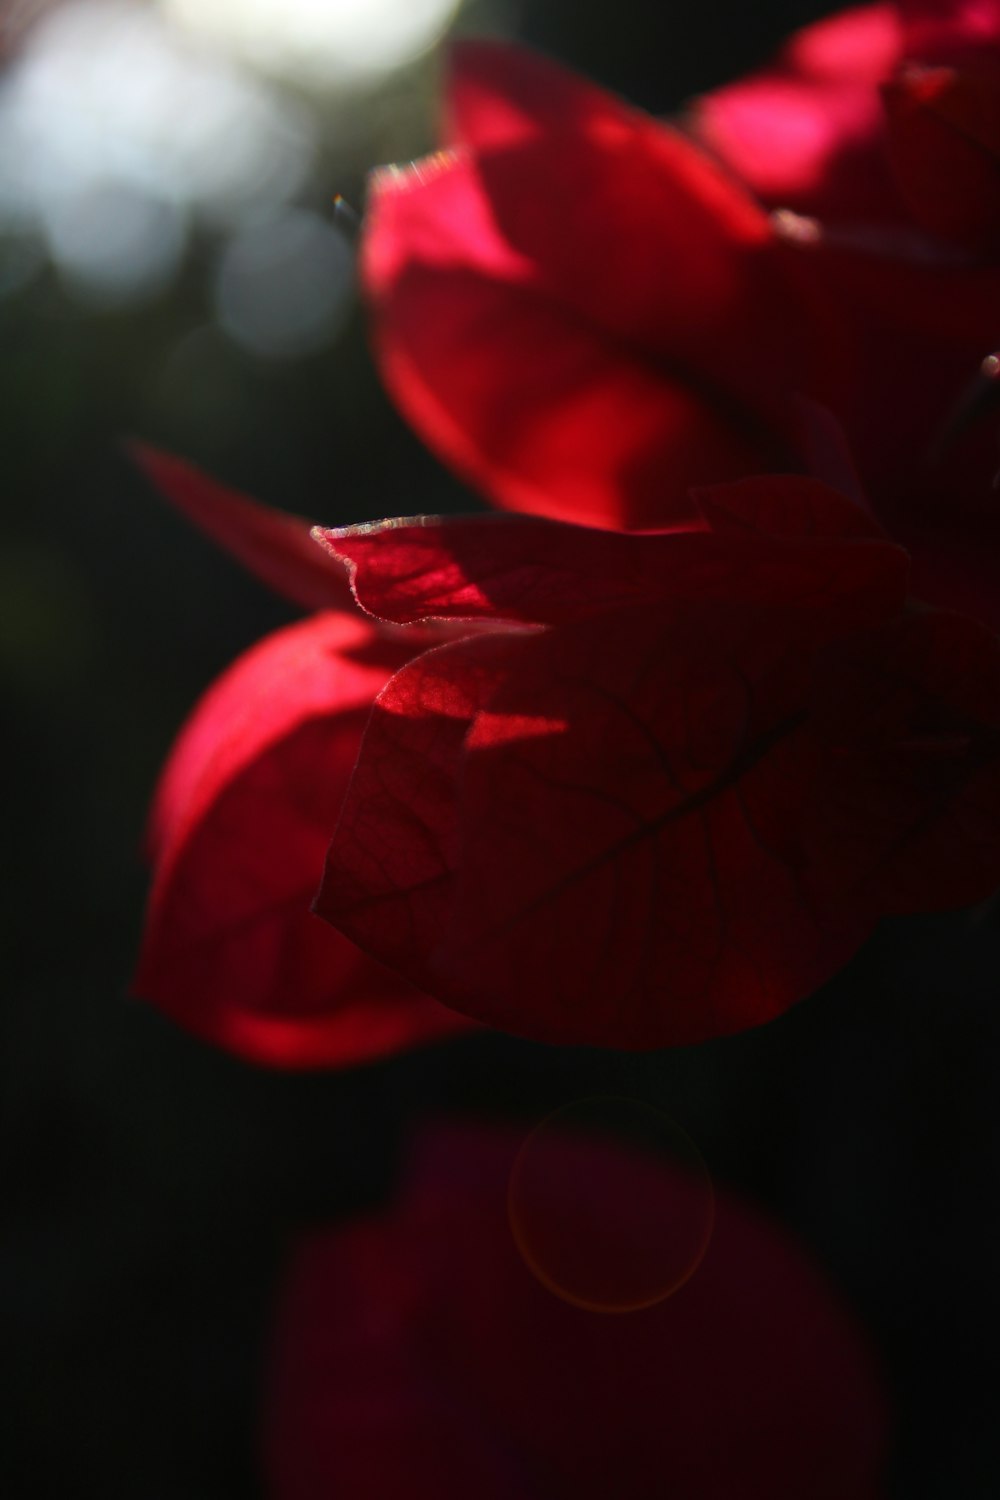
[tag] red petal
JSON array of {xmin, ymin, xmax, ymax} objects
[
  {"xmin": 884, "ymin": 59, "xmax": 1000, "ymax": 251},
  {"xmin": 900, "ymin": 0, "xmax": 1000, "ymax": 58},
  {"xmin": 266, "ymin": 1123, "xmax": 887, "ymax": 1500},
  {"xmin": 315, "ymin": 630, "xmax": 528, "ymax": 998},
  {"xmin": 693, "ymin": 6, "xmax": 1000, "ymax": 530},
  {"xmin": 693, "ymin": 4, "xmax": 901, "ymax": 218},
  {"xmin": 443, "ymin": 38, "xmax": 629, "ymax": 150},
  {"xmin": 364, "ymin": 55, "xmax": 840, "ymax": 530},
  {"xmin": 320, "ymin": 498, "xmax": 905, "ymax": 626},
  {"xmin": 129, "ymin": 444, "xmax": 351, "ymax": 612},
  {"xmin": 791, "ymin": 237, "xmax": 1000, "ymax": 522},
  {"xmin": 318, "ymin": 583, "xmax": 910, "ymax": 1048},
  {"xmin": 136, "ymin": 611, "xmax": 472, "ymax": 1069}
]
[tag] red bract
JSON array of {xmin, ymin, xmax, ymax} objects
[
  {"xmin": 265, "ymin": 1122, "xmax": 888, "ymax": 1500},
  {"xmin": 134, "ymin": 452, "xmax": 473, "ymax": 1069},
  {"xmin": 884, "ymin": 59, "xmax": 1000, "ymax": 250},
  {"xmin": 900, "ymin": 0, "xmax": 1000, "ymax": 57},
  {"xmin": 362, "ymin": 42, "xmax": 845, "ymax": 530},
  {"xmin": 695, "ymin": 2, "xmax": 1000, "ymax": 220},
  {"xmin": 694, "ymin": 4, "xmax": 904, "ymax": 221},
  {"xmin": 693, "ymin": 2, "xmax": 1000, "ymax": 623},
  {"xmin": 361, "ymin": 33, "xmax": 999, "ymax": 630},
  {"xmin": 315, "ymin": 484, "xmax": 1000, "ymax": 1050}
]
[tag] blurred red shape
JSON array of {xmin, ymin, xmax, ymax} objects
[
  {"xmin": 265, "ymin": 1121, "xmax": 889, "ymax": 1500},
  {"xmin": 884, "ymin": 59, "xmax": 1000, "ymax": 251},
  {"xmin": 694, "ymin": 4, "xmax": 903, "ymax": 220},
  {"xmin": 693, "ymin": 3, "xmax": 1000, "ymax": 624}
]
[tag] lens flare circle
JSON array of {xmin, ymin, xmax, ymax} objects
[
  {"xmin": 507, "ymin": 1096, "xmax": 714, "ymax": 1314},
  {"xmin": 214, "ymin": 209, "xmax": 354, "ymax": 359}
]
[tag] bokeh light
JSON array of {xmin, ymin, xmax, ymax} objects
[
  {"xmin": 508, "ymin": 1096, "xmax": 715, "ymax": 1314},
  {"xmin": 163, "ymin": 0, "xmax": 464, "ymax": 88},
  {"xmin": 0, "ymin": 0, "xmax": 315, "ymax": 303},
  {"xmin": 213, "ymin": 209, "xmax": 355, "ymax": 360},
  {"xmin": 45, "ymin": 179, "xmax": 185, "ymax": 305}
]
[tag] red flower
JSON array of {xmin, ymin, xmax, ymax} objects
[
  {"xmin": 695, "ymin": 2, "xmax": 1000, "ymax": 225},
  {"xmin": 693, "ymin": 2, "xmax": 1000, "ymax": 623},
  {"xmin": 135, "ymin": 17, "xmax": 1000, "ymax": 1059},
  {"xmin": 265, "ymin": 1121, "xmax": 888, "ymax": 1500},
  {"xmin": 362, "ymin": 42, "xmax": 846, "ymax": 531},
  {"xmin": 362, "ymin": 33, "xmax": 1000, "ymax": 628},
  {"xmin": 314, "ymin": 480, "xmax": 1000, "ymax": 1050},
  {"xmin": 132, "ymin": 448, "xmax": 473, "ymax": 1069},
  {"xmin": 694, "ymin": 4, "xmax": 904, "ymax": 222}
]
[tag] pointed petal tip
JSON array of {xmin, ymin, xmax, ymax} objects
[
  {"xmin": 123, "ymin": 436, "xmax": 177, "ymax": 480},
  {"xmin": 126, "ymin": 444, "xmax": 353, "ymax": 612}
]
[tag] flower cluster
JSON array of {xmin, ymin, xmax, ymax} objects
[
  {"xmin": 130, "ymin": 4, "xmax": 1000, "ymax": 1486},
  {"xmin": 137, "ymin": 0, "xmax": 1000, "ymax": 1060}
]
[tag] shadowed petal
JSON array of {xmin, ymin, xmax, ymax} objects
[{"xmin": 137, "ymin": 611, "xmax": 472, "ymax": 1069}]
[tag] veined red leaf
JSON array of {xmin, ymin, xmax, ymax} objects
[
  {"xmin": 319, "ymin": 500, "xmax": 907, "ymax": 627},
  {"xmin": 318, "ymin": 580, "xmax": 1000, "ymax": 1048},
  {"xmin": 314, "ymin": 629, "xmax": 530, "ymax": 983},
  {"xmin": 317, "ymin": 605, "xmax": 864, "ymax": 1047}
]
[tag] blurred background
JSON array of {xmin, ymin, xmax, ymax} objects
[{"xmin": 2, "ymin": 1, "xmax": 998, "ymax": 1495}]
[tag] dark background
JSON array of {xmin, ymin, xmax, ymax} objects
[{"xmin": 2, "ymin": 1, "xmax": 998, "ymax": 1495}]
